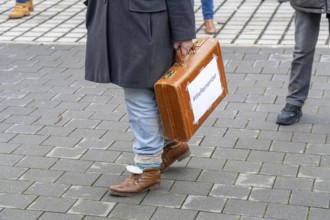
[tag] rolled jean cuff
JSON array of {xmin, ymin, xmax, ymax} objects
[{"xmin": 134, "ymin": 152, "xmax": 162, "ymax": 165}]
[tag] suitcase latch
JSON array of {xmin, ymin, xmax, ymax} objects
[{"xmin": 163, "ymin": 70, "xmax": 176, "ymax": 78}]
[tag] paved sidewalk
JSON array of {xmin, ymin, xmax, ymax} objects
[{"xmin": 1, "ymin": 0, "xmax": 330, "ymax": 220}]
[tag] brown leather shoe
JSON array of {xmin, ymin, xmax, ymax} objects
[
  {"xmin": 27, "ymin": 0, "xmax": 34, "ymax": 11},
  {"xmin": 204, "ymin": 19, "xmax": 217, "ymax": 34},
  {"xmin": 109, "ymin": 166, "xmax": 160, "ymax": 197},
  {"xmin": 9, "ymin": 3, "xmax": 30, "ymax": 19},
  {"xmin": 160, "ymin": 142, "xmax": 191, "ymax": 172}
]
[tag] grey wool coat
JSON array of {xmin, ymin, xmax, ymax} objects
[
  {"xmin": 84, "ymin": 0, "xmax": 196, "ymax": 89},
  {"xmin": 290, "ymin": 0, "xmax": 330, "ymax": 14}
]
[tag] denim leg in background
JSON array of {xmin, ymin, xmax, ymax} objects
[
  {"xmin": 16, "ymin": 0, "xmax": 27, "ymax": 3},
  {"xmin": 191, "ymin": 0, "xmax": 214, "ymax": 19},
  {"xmin": 123, "ymin": 88, "xmax": 164, "ymax": 161},
  {"xmin": 286, "ymin": 11, "xmax": 320, "ymax": 106},
  {"xmin": 201, "ymin": 0, "xmax": 214, "ymax": 19}
]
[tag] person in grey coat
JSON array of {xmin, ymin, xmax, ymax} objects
[
  {"xmin": 276, "ymin": 0, "xmax": 330, "ymax": 125},
  {"xmin": 84, "ymin": 0, "xmax": 196, "ymax": 196}
]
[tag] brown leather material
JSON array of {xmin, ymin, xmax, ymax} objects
[
  {"xmin": 109, "ymin": 167, "xmax": 160, "ymax": 197},
  {"xmin": 155, "ymin": 38, "xmax": 228, "ymax": 141},
  {"xmin": 9, "ymin": 3, "xmax": 30, "ymax": 19},
  {"xmin": 160, "ymin": 142, "xmax": 191, "ymax": 172},
  {"xmin": 27, "ymin": 0, "xmax": 34, "ymax": 11},
  {"xmin": 204, "ymin": 19, "xmax": 217, "ymax": 34}
]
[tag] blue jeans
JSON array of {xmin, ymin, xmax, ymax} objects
[
  {"xmin": 192, "ymin": 0, "xmax": 214, "ymax": 19},
  {"xmin": 123, "ymin": 88, "xmax": 164, "ymax": 156},
  {"xmin": 16, "ymin": 0, "xmax": 27, "ymax": 3}
]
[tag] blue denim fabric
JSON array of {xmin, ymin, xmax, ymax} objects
[
  {"xmin": 192, "ymin": 0, "xmax": 214, "ymax": 19},
  {"xmin": 16, "ymin": 0, "xmax": 27, "ymax": 3},
  {"xmin": 123, "ymin": 88, "xmax": 164, "ymax": 155}
]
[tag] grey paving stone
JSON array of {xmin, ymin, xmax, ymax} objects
[
  {"xmin": 63, "ymin": 185, "xmax": 106, "ymax": 200},
  {"xmin": 187, "ymin": 145, "xmax": 215, "ymax": 158},
  {"xmin": 142, "ymin": 191, "xmax": 186, "ymax": 208},
  {"xmin": 260, "ymin": 163, "xmax": 299, "ymax": 177},
  {"xmin": 87, "ymin": 162, "xmax": 124, "ymax": 175},
  {"xmin": 0, "ymin": 208, "xmax": 42, "ymax": 220},
  {"xmin": 68, "ymin": 199, "xmax": 115, "ymax": 217},
  {"xmin": 306, "ymin": 144, "xmax": 330, "ymax": 155},
  {"xmin": 28, "ymin": 196, "xmax": 76, "ymax": 212},
  {"xmin": 182, "ymin": 195, "xmax": 226, "ymax": 212},
  {"xmin": 249, "ymin": 188, "xmax": 290, "ymax": 204},
  {"xmin": 235, "ymin": 138, "xmax": 271, "ymax": 151},
  {"xmin": 114, "ymin": 152, "xmax": 135, "ymax": 165},
  {"xmin": 223, "ymin": 199, "xmax": 267, "ymax": 217},
  {"xmin": 201, "ymin": 136, "xmax": 237, "ymax": 148},
  {"xmin": 298, "ymin": 166, "xmax": 330, "ymax": 179},
  {"xmin": 162, "ymin": 168, "xmax": 201, "ymax": 182},
  {"xmin": 247, "ymin": 150, "xmax": 284, "ymax": 163},
  {"xmin": 0, "ymin": 165, "xmax": 27, "ymax": 180},
  {"xmin": 81, "ymin": 149, "xmax": 120, "ymax": 163},
  {"xmin": 76, "ymin": 138, "xmax": 114, "ymax": 150},
  {"xmin": 51, "ymin": 159, "xmax": 93, "ymax": 172},
  {"xmin": 265, "ymin": 204, "xmax": 308, "ymax": 220},
  {"xmin": 37, "ymin": 126, "xmax": 75, "ymax": 137},
  {"xmin": 309, "ymin": 208, "xmax": 330, "ymax": 220},
  {"xmin": 20, "ymin": 169, "xmax": 63, "ymax": 182},
  {"xmin": 5, "ymin": 124, "xmax": 43, "ymax": 135},
  {"xmin": 151, "ymin": 207, "xmax": 197, "ymax": 220},
  {"xmin": 314, "ymin": 179, "xmax": 330, "ymax": 193},
  {"xmin": 0, "ymin": 133, "xmax": 16, "ymax": 143},
  {"xmin": 0, "ymin": 143, "xmax": 20, "ymax": 153},
  {"xmin": 187, "ymin": 157, "xmax": 225, "ymax": 170},
  {"xmin": 46, "ymin": 147, "xmax": 87, "ymax": 159},
  {"xmin": 38, "ymin": 212, "xmax": 83, "ymax": 220},
  {"xmin": 197, "ymin": 170, "xmax": 237, "ymax": 185},
  {"xmin": 210, "ymin": 184, "xmax": 251, "ymax": 199},
  {"xmin": 9, "ymin": 134, "xmax": 48, "ymax": 145},
  {"xmin": 109, "ymin": 203, "xmax": 156, "ymax": 220},
  {"xmin": 274, "ymin": 176, "xmax": 313, "ymax": 191},
  {"xmin": 225, "ymin": 128, "xmax": 259, "ymax": 139},
  {"xmin": 170, "ymin": 181, "xmax": 213, "ymax": 196},
  {"xmin": 236, "ymin": 173, "xmax": 275, "ymax": 188},
  {"xmin": 284, "ymin": 153, "xmax": 321, "ymax": 166},
  {"xmin": 13, "ymin": 144, "xmax": 53, "ymax": 156},
  {"xmin": 0, "ymin": 153, "xmax": 23, "ymax": 166},
  {"xmin": 15, "ymin": 155, "xmax": 58, "ymax": 169},
  {"xmin": 0, "ymin": 193, "xmax": 36, "ymax": 209},
  {"xmin": 223, "ymin": 160, "xmax": 261, "ymax": 174},
  {"xmin": 290, "ymin": 190, "xmax": 329, "ymax": 208},
  {"xmin": 24, "ymin": 182, "xmax": 70, "ymax": 197},
  {"xmin": 271, "ymin": 141, "xmax": 306, "ymax": 153},
  {"xmin": 69, "ymin": 128, "xmax": 107, "ymax": 139},
  {"xmin": 0, "ymin": 179, "xmax": 33, "ymax": 194},
  {"xmin": 56, "ymin": 171, "xmax": 100, "ymax": 186},
  {"xmin": 195, "ymin": 212, "xmax": 239, "ymax": 220},
  {"xmin": 212, "ymin": 148, "xmax": 249, "ymax": 160},
  {"xmin": 321, "ymin": 155, "xmax": 330, "ymax": 167},
  {"xmin": 292, "ymin": 132, "xmax": 327, "ymax": 144}
]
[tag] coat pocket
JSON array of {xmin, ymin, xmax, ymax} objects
[{"xmin": 129, "ymin": 0, "xmax": 166, "ymax": 12}]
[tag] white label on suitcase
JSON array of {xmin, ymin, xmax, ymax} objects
[{"xmin": 187, "ymin": 57, "xmax": 223, "ymax": 123}]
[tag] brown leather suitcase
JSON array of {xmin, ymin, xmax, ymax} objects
[{"xmin": 154, "ymin": 38, "xmax": 228, "ymax": 142}]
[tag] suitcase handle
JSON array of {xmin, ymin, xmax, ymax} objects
[{"xmin": 175, "ymin": 38, "xmax": 208, "ymax": 64}]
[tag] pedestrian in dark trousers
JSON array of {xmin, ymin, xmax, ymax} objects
[
  {"xmin": 83, "ymin": 0, "xmax": 195, "ymax": 196},
  {"xmin": 276, "ymin": 0, "xmax": 330, "ymax": 125}
]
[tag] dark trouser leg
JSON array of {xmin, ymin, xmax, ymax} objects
[{"xmin": 286, "ymin": 11, "xmax": 321, "ymax": 107}]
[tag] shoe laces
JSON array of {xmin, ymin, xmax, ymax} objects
[{"xmin": 282, "ymin": 104, "xmax": 301, "ymax": 113}]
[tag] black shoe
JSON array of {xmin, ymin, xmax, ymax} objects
[{"xmin": 276, "ymin": 103, "xmax": 302, "ymax": 125}]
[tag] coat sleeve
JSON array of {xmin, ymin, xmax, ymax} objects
[{"xmin": 166, "ymin": 0, "xmax": 196, "ymax": 41}]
